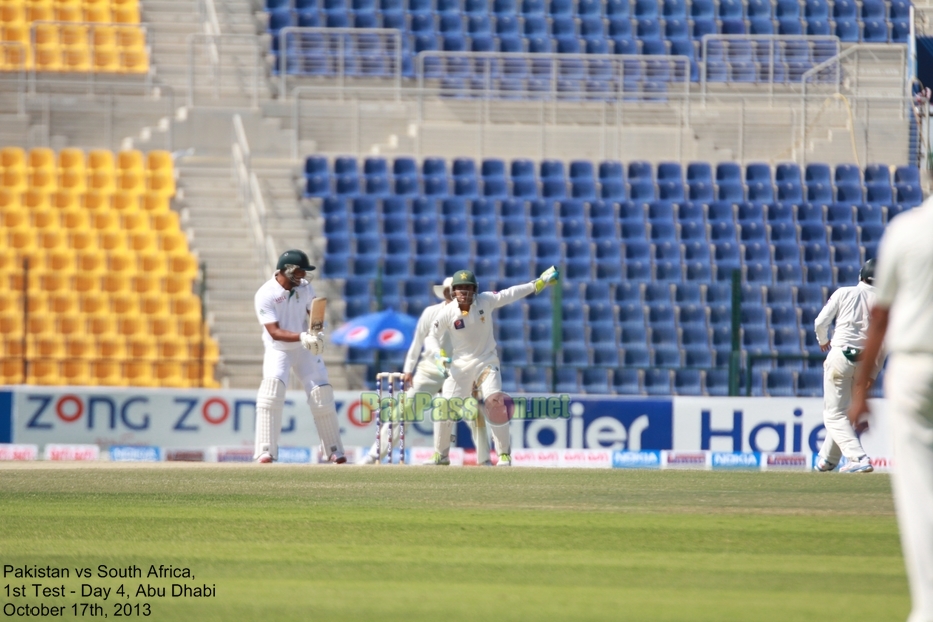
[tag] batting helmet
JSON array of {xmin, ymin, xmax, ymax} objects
[
  {"xmin": 859, "ymin": 259, "xmax": 875, "ymax": 285},
  {"xmin": 276, "ymin": 249, "xmax": 315, "ymax": 273}
]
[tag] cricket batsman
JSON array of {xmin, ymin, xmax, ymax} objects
[
  {"xmin": 253, "ymin": 249, "xmax": 346, "ymax": 464},
  {"xmin": 430, "ymin": 267, "xmax": 559, "ymax": 466},
  {"xmin": 813, "ymin": 259, "xmax": 882, "ymax": 473}
]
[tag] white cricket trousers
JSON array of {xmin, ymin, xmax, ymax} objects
[
  {"xmin": 819, "ymin": 347, "xmax": 869, "ymax": 464},
  {"xmin": 263, "ymin": 345, "xmax": 329, "ymax": 393},
  {"xmin": 886, "ymin": 353, "xmax": 933, "ymax": 622}
]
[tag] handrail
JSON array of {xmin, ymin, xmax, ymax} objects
[
  {"xmin": 232, "ymin": 114, "xmax": 277, "ymax": 278},
  {"xmin": 186, "ymin": 33, "xmax": 261, "ymax": 108}
]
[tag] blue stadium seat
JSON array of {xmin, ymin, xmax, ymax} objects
[
  {"xmin": 582, "ymin": 368, "xmax": 611, "ymax": 394},
  {"xmin": 612, "ymin": 369, "xmax": 643, "ymax": 394},
  {"xmin": 796, "ymin": 369, "xmax": 823, "ymax": 397},
  {"xmin": 644, "ymin": 369, "xmax": 673, "ymax": 395}
]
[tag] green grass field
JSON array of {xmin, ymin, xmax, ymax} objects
[{"xmin": 0, "ymin": 465, "xmax": 908, "ymax": 621}]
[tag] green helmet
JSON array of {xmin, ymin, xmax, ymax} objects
[
  {"xmin": 860, "ymin": 259, "xmax": 875, "ymax": 285},
  {"xmin": 451, "ymin": 269, "xmax": 478, "ymax": 288},
  {"xmin": 276, "ymin": 249, "xmax": 315, "ymax": 273}
]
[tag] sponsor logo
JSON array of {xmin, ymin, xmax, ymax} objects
[
  {"xmin": 109, "ymin": 446, "xmax": 161, "ymax": 462},
  {"xmin": 454, "ymin": 319, "xmax": 465, "ymax": 330},
  {"xmin": 215, "ymin": 447, "xmax": 253, "ymax": 463},
  {"xmin": 764, "ymin": 453, "xmax": 808, "ymax": 470},
  {"xmin": 663, "ymin": 451, "xmax": 708, "ymax": 469},
  {"xmin": 558, "ymin": 449, "xmax": 612, "ymax": 468},
  {"xmin": 346, "ymin": 326, "xmax": 370, "ymax": 344},
  {"xmin": 0, "ymin": 444, "xmax": 38, "ymax": 461},
  {"xmin": 165, "ymin": 449, "xmax": 205, "ymax": 462},
  {"xmin": 44, "ymin": 444, "xmax": 100, "ymax": 461},
  {"xmin": 377, "ymin": 329, "xmax": 404, "ymax": 347},
  {"xmin": 711, "ymin": 452, "xmax": 761, "ymax": 469},
  {"xmin": 612, "ymin": 450, "xmax": 661, "ymax": 468},
  {"xmin": 510, "ymin": 449, "xmax": 559, "ymax": 467},
  {"xmin": 278, "ymin": 447, "xmax": 312, "ymax": 464}
]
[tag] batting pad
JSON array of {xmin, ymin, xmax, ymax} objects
[
  {"xmin": 433, "ymin": 419, "xmax": 453, "ymax": 457},
  {"xmin": 466, "ymin": 416, "xmax": 491, "ymax": 464},
  {"xmin": 309, "ymin": 384, "xmax": 345, "ymax": 460},
  {"xmin": 255, "ymin": 378, "xmax": 286, "ymax": 460},
  {"xmin": 486, "ymin": 419, "xmax": 511, "ymax": 456}
]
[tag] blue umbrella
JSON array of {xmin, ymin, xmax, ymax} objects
[{"xmin": 330, "ymin": 309, "xmax": 418, "ymax": 351}]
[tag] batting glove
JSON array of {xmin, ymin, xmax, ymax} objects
[
  {"xmin": 300, "ymin": 331, "xmax": 325, "ymax": 354},
  {"xmin": 533, "ymin": 265, "xmax": 560, "ymax": 294},
  {"xmin": 434, "ymin": 351, "xmax": 452, "ymax": 378}
]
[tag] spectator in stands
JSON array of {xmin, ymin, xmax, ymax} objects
[
  {"xmin": 851, "ymin": 196, "xmax": 933, "ymax": 622},
  {"xmin": 253, "ymin": 249, "xmax": 346, "ymax": 464},
  {"xmin": 813, "ymin": 259, "xmax": 882, "ymax": 473}
]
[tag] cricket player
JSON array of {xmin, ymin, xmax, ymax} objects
[
  {"xmin": 431, "ymin": 267, "xmax": 559, "ymax": 466},
  {"xmin": 253, "ymin": 249, "xmax": 346, "ymax": 464},
  {"xmin": 363, "ymin": 278, "xmax": 492, "ymax": 465},
  {"xmin": 851, "ymin": 197, "xmax": 933, "ymax": 621},
  {"xmin": 813, "ymin": 259, "xmax": 882, "ymax": 473}
]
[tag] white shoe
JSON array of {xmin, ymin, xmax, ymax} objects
[
  {"xmin": 839, "ymin": 457, "xmax": 873, "ymax": 473},
  {"xmin": 362, "ymin": 453, "xmax": 378, "ymax": 465},
  {"xmin": 257, "ymin": 453, "xmax": 273, "ymax": 464},
  {"xmin": 813, "ymin": 457, "xmax": 836, "ymax": 472},
  {"xmin": 423, "ymin": 452, "xmax": 450, "ymax": 465},
  {"xmin": 496, "ymin": 453, "xmax": 511, "ymax": 467}
]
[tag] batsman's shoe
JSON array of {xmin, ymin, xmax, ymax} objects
[
  {"xmin": 257, "ymin": 453, "xmax": 274, "ymax": 464},
  {"xmin": 496, "ymin": 453, "xmax": 512, "ymax": 467},
  {"xmin": 813, "ymin": 457, "xmax": 836, "ymax": 472},
  {"xmin": 331, "ymin": 452, "xmax": 347, "ymax": 464},
  {"xmin": 361, "ymin": 453, "xmax": 378, "ymax": 465},
  {"xmin": 840, "ymin": 457, "xmax": 874, "ymax": 473},
  {"xmin": 423, "ymin": 452, "xmax": 450, "ymax": 466},
  {"xmin": 479, "ymin": 459, "xmax": 493, "ymax": 467}
]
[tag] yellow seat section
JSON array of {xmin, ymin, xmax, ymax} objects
[
  {"xmin": 29, "ymin": 334, "xmax": 64, "ymax": 361},
  {"xmin": 107, "ymin": 249, "xmax": 136, "ymax": 274},
  {"xmin": 89, "ymin": 359, "xmax": 125, "ymax": 387},
  {"xmin": 26, "ymin": 359, "xmax": 58, "ymax": 385},
  {"xmin": 125, "ymin": 335, "xmax": 155, "ymax": 360},
  {"xmin": 156, "ymin": 336, "xmax": 187, "ymax": 361},
  {"xmin": 59, "ymin": 206, "xmax": 89, "ymax": 230},
  {"xmin": 3, "ymin": 167, "xmax": 27, "ymax": 193},
  {"xmin": 152, "ymin": 360, "xmax": 184, "ymax": 388},
  {"xmin": 75, "ymin": 248, "xmax": 105, "ymax": 274},
  {"xmin": 87, "ymin": 149, "xmax": 113, "ymax": 172},
  {"xmin": 188, "ymin": 337, "xmax": 220, "ymax": 364},
  {"xmin": 63, "ymin": 334, "xmax": 94, "ymax": 359},
  {"xmin": 0, "ymin": 146, "xmax": 25, "ymax": 170},
  {"xmin": 183, "ymin": 362, "xmax": 220, "ymax": 388},
  {"xmin": 60, "ymin": 359, "xmax": 89, "ymax": 385},
  {"xmin": 138, "ymin": 292, "xmax": 166, "ymax": 315},
  {"xmin": 171, "ymin": 293, "xmax": 202, "ymax": 318},
  {"xmin": 51, "ymin": 189, "xmax": 81, "ymax": 211},
  {"xmin": 0, "ymin": 3, "xmax": 25, "ymax": 25},
  {"xmin": 147, "ymin": 150, "xmax": 172, "ymax": 172},
  {"xmin": 92, "ymin": 336, "xmax": 125, "ymax": 367},
  {"xmin": 57, "ymin": 147, "xmax": 84, "ymax": 172},
  {"xmin": 110, "ymin": 292, "xmax": 138, "ymax": 315},
  {"xmin": 123, "ymin": 360, "xmax": 155, "ymax": 387},
  {"xmin": 0, "ymin": 359, "xmax": 25, "ymax": 384},
  {"xmin": 47, "ymin": 291, "xmax": 77, "ymax": 314}
]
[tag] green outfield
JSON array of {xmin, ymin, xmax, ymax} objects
[{"xmin": 0, "ymin": 465, "xmax": 908, "ymax": 621}]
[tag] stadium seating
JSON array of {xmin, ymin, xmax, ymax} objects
[
  {"xmin": 318, "ymin": 155, "xmax": 919, "ymax": 396},
  {"xmin": 0, "ymin": 147, "xmax": 218, "ymax": 388}
]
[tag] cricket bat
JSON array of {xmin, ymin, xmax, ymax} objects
[{"xmin": 309, "ymin": 297, "xmax": 327, "ymax": 332}]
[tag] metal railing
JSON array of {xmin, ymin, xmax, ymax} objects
[
  {"xmin": 232, "ymin": 114, "xmax": 277, "ymax": 278},
  {"xmin": 186, "ymin": 33, "xmax": 263, "ymax": 108},
  {"xmin": 276, "ymin": 27, "xmax": 403, "ymax": 99}
]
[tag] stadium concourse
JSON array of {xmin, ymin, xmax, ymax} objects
[{"xmin": 307, "ymin": 155, "xmax": 924, "ymax": 396}]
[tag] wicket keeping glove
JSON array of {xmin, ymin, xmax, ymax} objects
[
  {"xmin": 434, "ymin": 350, "xmax": 452, "ymax": 379},
  {"xmin": 300, "ymin": 331, "xmax": 325, "ymax": 354},
  {"xmin": 533, "ymin": 265, "xmax": 560, "ymax": 294}
]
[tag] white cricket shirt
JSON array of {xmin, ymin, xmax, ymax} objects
[
  {"xmin": 254, "ymin": 275, "xmax": 316, "ymax": 351},
  {"xmin": 874, "ymin": 198, "xmax": 933, "ymax": 354},
  {"xmin": 403, "ymin": 301, "xmax": 451, "ymax": 374},
  {"xmin": 814, "ymin": 281, "xmax": 876, "ymax": 349},
  {"xmin": 431, "ymin": 283, "xmax": 536, "ymax": 368}
]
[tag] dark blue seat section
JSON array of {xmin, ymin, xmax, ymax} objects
[{"xmin": 313, "ymin": 156, "xmax": 919, "ymax": 394}]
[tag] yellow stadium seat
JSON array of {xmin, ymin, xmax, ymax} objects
[
  {"xmin": 148, "ymin": 315, "xmax": 175, "ymax": 338},
  {"xmin": 26, "ymin": 2, "xmax": 53, "ymax": 20},
  {"xmin": 63, "ymin": 334, "xmax": 94, "ymax": 359},
  {"xmin": 125, "ymin": 335, "xmax": 155, "ymax": 360},
  {"xmin": 106, "ymin": 249, "xmax": 135, "ymax": 274},
  {"xmin": 88, "ymin": 149, "xmax": 114, "ymax": 171},
  {"xmin": 26, "ymin": 359, "xmax": 58, "ymax": 385},
  {"xmin": 68, "ymin": 229, "xmax": 98, "ymax": 252},
  {"xmin": 111, "ymin": 190, "xmax": 139, "ymax": 213},
  {"xmin": 56, "ymin": 313, "xmax": 84, "ymax": 336},
  {"xmin": 28, "ymin": 168, "xmax": 57, "ymax": 192},
  {"xmin": 188, "ymin": 336, "xmax": 220, "ymax": 363},
  {"xmin": 0, "ymin": 3, "xmax": 25, "ymax": 24},
  {"xmin": 163, "ymin": 273, "xmax": 192, "ymax": 298},
  {"xmin": 84, "ymin": 4, "xmax": 110, "ymax": 21},
  {"xmin": 61, "ymin": 44, "xmax": 91, "ymax": 71},
  {"xmin": 117, "ymin": 149, "xmax": 143, "ymax": 171},
  {"xmin": 0, "ymin": 311, "xmax": 23, "ymax": 336},
  {"xmin": 109, "ymin": 291, "xmax": 138, "ymax": 315},
  {"xmin": 44, "ymin": 248, "xmax": 74, "ymax": 273},
  {"xmin": 89, "ymin": 209, "xmax": 119, "ymax": 232},
  {"xmin": 171, "ymin": 294, "xmax": 202, "ymax": 318},
  {"xmin": 150, "ymin": 209, "xmax": 179, "ymax": 232},
  {"xmin": 77, "ymin": 290, "xmax": 106, "ymax": 314},
  {"xmin": 146, "ymin": 170, "xmax": 175, "ymax": 197},
  {"xmin": 157, "ymin": 336, "xmax": 187, "ymax": 361},
  {"xmin": 60, "ymin": 359, "xmax": 89, "ymax": 385},
  {"xmin": 31, "ymin": 208, "xmax": 59, "ymax": 230},
  {"xmin": 25, "ymin": 312, "xmax": 53, "ymax": 337},
  {"xmin": 90, "ymin": 359, "xmax": 125, "ymax": 386},
  {"xmin": 25, "ymin": 292, "xmax": 46, "ymax": 314},
  {"xmin": 28, "ymin": 148, "xmax": 55, "ymax": 172},
  {"xmin": 115, "ymin": 314, "xmax": 144, "ymax": 337},
  {"xmin": 152, "ymin": 360, "xmax": 184, "ymax": 388},
  {"xmin": 87, "ymin": 169, "xmax": 115, "ymax": 195},
  {"xmin": 113, "ymin": 4, "xmax": 140, "ymax": 22},
  {"xmin": 177, "ymin": 316, "xmax": 205, "ymax": 342},
  {"xmin": 159, "ymin": 230, "xmax": 189, "ymax": 255},
  {"xmin": 136, "ymin": 250, "xmax": 166, "ymax": 275},
  {"xmin": 71, "ymin": 272, "xmax": 97, "ymax": 293},
  {"xmin": 7, "ymin": 228, "xmax": 36, "ymax": 253},
  {"xmin": 29, "ymin": 334, "xmax": 64, "ymax": 361},
  {"xmin": 141, "ymin": 192, "xmax": 169, "ymax": 214},
  {"xmin": 138, "ymin": 292, "xmax": 166, "ymax": 315},
  {"xmin": 2, "ymin": 168, "xmax": 27, "ymax": 193},
  {"xmin": 59, "ymin": 207, "xmax": 89, "ymax": 230},
  {"xmin": 0, "ymin": 249, "xmax": 16, "ymax": 273},
  {"xmin": 0, "ymin": 42, "xmax": 28, "ymax": 71},
  {"xmin": 2, "ymin": 206, "xmax": 28, "ymax": 228},
  {"xmin": 98, "ymin": 230, "xmax": 127, "ymax": 252},
  {"xmin": 120, "ymin": 210, "xmax": 148, "ymax": 231},
  {"xmin": 54, "ymin": 3, "xmax": 82, "ymax": 20},
  {"xmin": 168, "ymin": 253, "xmax": 199, "ymax": 279},
  {"xmin": 74, "ymin": 248, "xmax": 105, "ymax": 274},
  {"xmin": 59, "ymin": 24, "xmax": 85, "ymax": 47},
  {"xmin": 93, "ymin": 45, "xmax": 119, "ymax": 72},
  {"xmin": 116, "ymin": 169, "xmax": 145, "ymax": 195},
  {"xmin": 34, "ymin": 45, "xmax": 61, "ymax": 71},
  {"xmin": 58, "ymin": 170, "xmax": 87, "ymax": 193},
  {"xmin": 183, "ymin": 362, "xmax": 220, "ymax": 388},
  {"xmin": 23, "ymin": 189, "xmax": 50, "ymax": 210},
  {"xmin": 123, "ymin": 360, "xmax": 154, "ymax": 387},
  {"xmin": 86, "ymin": 312, "xmax": 115, "ymax": 337},
  {"xmin": 0, "ymin": 146, "xmax": 25, "ymax": 170},
  {"xmin": 95, "ymin": 336, "xmax": 126, "ymax": 361},
  {"xmin": 36, "ymin": 229, "xmax": 66, "ymax": 251},
  {"xmin": 100, "ymin": 272, "xmax": 129, "ymax": 294},
  {"xmin": 0, "ymin": 188, "xmax": 21, "ymax": 210},
  {"xmin": 47, "ymin": 291, "xmax": 77, "ymax": 314},
  {"xmin": 91, "ymin": 23, "xmax": 115, "ymax": 47},
  {"xmin": 51, "ymin": 190, "xmax": 80, "ymax": 211},
  {"xmin": 130, "ymin": 273, "xmax": 158, "ymax": 295},
  {"xmin": 0, "ymin": 291, "xmax": 19, "ymax": 314},
  {"xmin": 147, "ymin": 150, "xmax": 172, "ymax": 172},
  {"xmin": 0, "ymin": 359, "xmax": 25, "ymax": 384},
  {"xmin": 2, "ymin": 22, "xmax": 28, "ymax": 44},
  {"xmin": 83, "ymin": 191, "xmax": 110, "ymax": 212},
  {"xmin": 127, "ymin": 230, "xmax": 156, "ymax": 252},
  {"xmin": 2, "ymin": 333, "xmax": 25, "ymax": 359},
  {"xmin": 119, "ymin": 45, "xmax": 147, "ymax": 73},
  {"xmin": 57, "ymin": 147, "xmax": 85, "ymax": 173}
]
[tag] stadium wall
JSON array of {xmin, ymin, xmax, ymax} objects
[{"xmin": 0, "ymin": 387, "xmax": 892, "ymax": 468}]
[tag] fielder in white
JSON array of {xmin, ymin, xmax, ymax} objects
[
  {"xmin": 431, "ymin": 267, "xmax": 559, "ymax": 466},
  {"xmin": 362, "ymin": 277, "xmax": 492, "ymax": 465},
  {"xmin": 851, "ymin": 197, "xmax": 933, "ymax": 622},
  {"xmin": 813, "ymin": 260, "xmax": 882, "ymax": 473},
  {"xmin": 253, "ymin": 249, "xmax": 345, "ymax": 464}
]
